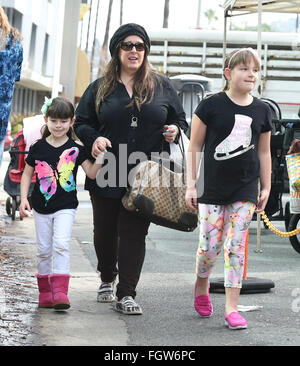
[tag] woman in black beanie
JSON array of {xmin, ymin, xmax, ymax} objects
[{"xmin": 75, "ymin": 23, "xmax": 188, "ymax": 315}]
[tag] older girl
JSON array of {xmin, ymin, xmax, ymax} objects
[{"xmin": 186, "ymin": 48, "xmax": 272, "ymax": 329}]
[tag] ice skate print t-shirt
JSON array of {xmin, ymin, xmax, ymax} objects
[
  {"xmin": 26, "ymin": 138, "xmax": 88, "ymax": 214},
  {"xmin": 194, "ymin": 92, "xmax": 272, "ymax": 205}
]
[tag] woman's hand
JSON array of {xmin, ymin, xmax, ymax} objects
[
  {"xmin": 185, "ymin": 186, "xmax": 198, "ymax": 211},
  {"xmin": 91, "ymin": 137, "xmax": 112, "ymax": 159},
  {"xmin": 255, "ymin": 189, "xmax": 270, "ymax": 214},
  {"xmin": 163, "ymin": 125, "xmax": 179, "ymax": 143}
]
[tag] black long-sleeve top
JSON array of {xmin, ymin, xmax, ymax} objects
[{"xmin": 74, "ymin": 75, "xmax": 188, "ymax": 198}]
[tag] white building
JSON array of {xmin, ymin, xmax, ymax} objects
[{"xmin": 1, "ymin": 0, "xmax": 81, "ymax": 115}]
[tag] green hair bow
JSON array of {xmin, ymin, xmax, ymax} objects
[{"xmin": 41, "ymin": 97, "xmax": 53, "ymax": 115}]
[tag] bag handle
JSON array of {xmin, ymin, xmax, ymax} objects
[{"xmin": 160, "ymin": 127, "xmax": 185, "ymax": 159}]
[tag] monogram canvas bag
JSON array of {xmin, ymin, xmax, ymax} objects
[{"xmin": 122, "ymin": 134, "xmax": 198, "ymax": 232}]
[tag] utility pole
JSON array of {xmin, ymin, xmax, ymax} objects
[{"xmin": 120, "ymin": 0, "xmax": 123, "ymax": 26}]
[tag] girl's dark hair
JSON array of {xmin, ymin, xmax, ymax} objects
[
  {"xmin": 95, "ymin": 43, "xmax": 160, "ymax": 113},
  {"xmin": 42, "ymin": 97, "xmax": 75, "ymax": 139}
]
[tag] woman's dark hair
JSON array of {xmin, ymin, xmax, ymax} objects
[
  {"xmin": 42, "ymin": 97, "xmax": 75, "ymax": 139},
  {"xmin": 95, "ymin": 43, "xmax": 160, "ymax": 113}
]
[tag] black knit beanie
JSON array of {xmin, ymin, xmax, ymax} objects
[{"xmin": 109, "ymin": 23, "xmax": 151, "ymax": 56}]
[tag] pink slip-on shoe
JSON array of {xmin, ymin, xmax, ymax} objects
[
  {"xmin": 225, "ymin": 312, "xmax": 247, "ymax": 330},
  {"xmin": 194, "ymin": 283, "xmax": 213, "ymax": 318}
]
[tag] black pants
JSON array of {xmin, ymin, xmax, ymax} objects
[{"xmin": 90, "ymin": 193, "xmax": 150, "ymax": 300}]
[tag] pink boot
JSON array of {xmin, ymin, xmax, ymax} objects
[
  {"xmin": 36, "ymin": 273, "xmax": 54, "ymax": 308},
  {"xmin": 49, "ymin": 274, "xmax": 71, "ymax": 310}
]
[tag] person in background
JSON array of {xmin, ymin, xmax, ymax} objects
[
  {"xmin": 0, "ymin": 6, "xmax": 23, "ymax": 170},
  {"xmin": 186, "ymin": 48, "xmax": 272, "ymax": 329},
  {"xmin": 20, "ymin": 97, "xmax": 105, "ymax": 311},
  {"xmin": 75, "ymin": 23, "xmax": 188, "ymax": 315}
]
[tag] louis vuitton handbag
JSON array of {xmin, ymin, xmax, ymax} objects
[{"xmin": 122, "ymin": 133, "xmax": 198, "ymax": 232}]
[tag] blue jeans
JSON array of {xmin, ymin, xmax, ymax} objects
[{"xmin": 0, "ymin": 138, "xmax": 5, "ymax": 171}]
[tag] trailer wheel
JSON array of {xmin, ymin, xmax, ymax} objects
[
  {"xmin": 288, "ymin": 214, "xmax": 300, "ymax": 254},
  {"xmin": 6, "ymin": 197, "xmax": 11, "ymax": 216}
]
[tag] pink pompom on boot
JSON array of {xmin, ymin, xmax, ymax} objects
[
  {"xmin": 49, "ymin": 274, "xmax": 71, "ymax": 310},
  {"xmin": 36, "ymin": 273, "xmax": 54, "ymax": 308}
]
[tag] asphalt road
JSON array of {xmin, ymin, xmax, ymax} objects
[{"xmin": 74, "ymin": 195, "xmax": 300, "ymax": 346}]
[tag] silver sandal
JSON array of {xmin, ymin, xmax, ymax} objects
[
  {"xmin": 115, "ymin": 296, "xmax": 143, "ymax": 315},
  {"xmin": 97, "ymin": 282, "xmax": 116, "ymax": 303}
]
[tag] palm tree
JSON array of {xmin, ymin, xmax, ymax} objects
[
  {"xmin": 98, "ymin": 0, "xmax": 114, "ymax": 77},
  {"xmin": 90, "ymin": 0, "xmax": 101, "ymax": 78},
  {"xmin": 163, "ymin": 0, "xmax": 170, "ymax": 28},
  {"xmin": 204, "ymin": 8, "xmax": 218, "ymax": 28}
]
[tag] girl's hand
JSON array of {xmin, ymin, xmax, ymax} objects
[
  {"xmin": 92, "ymin": 137, "xmax": 112, "ymax": 159},
  {"xmin": 255, "ymin": 189, "xmax": 270, "ymax": 214},
  {"xmin": 19, "ymin": 199, "xmax": 32, "ymax": 218},
  {"xmin": 163, "ymin": 125, "xmax": 179, "ymax": 143},
  {"xmin": 185, "ymin": 186, "xmax": 198, "ymax": 211}
]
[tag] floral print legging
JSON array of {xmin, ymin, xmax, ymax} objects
[{"xmin": 196, "ymin": 201, "xmax": 256, "ymax": 288}]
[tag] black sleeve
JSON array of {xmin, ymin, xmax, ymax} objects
[
  {"xmin": 76, "ymin": 143, "xmax": 89, "ymax": 165},
  {"xmin": 25, "ymin": 142, "xmax": 37, "ymax": 167},
  {"xmin": 74, "ymin": 79, "xmax": 102, "ymax": 154},
  {"xmin": 164, "ymin": 77, "xmax": 188, "ymax": 134},
  {"xmin": 194, "ymin": 97, "xmax": 211, "ymax": 126},
  {"xmin": 261, "ymin": 104, "xmax": 273, "ymax": 133}
]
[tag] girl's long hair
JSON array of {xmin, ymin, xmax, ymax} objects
[
  {"xmin": 41, "ymin": 97, "xmax": 75, "ymax": 139},
  {"xmin": 95, "ymin": 43, "xmax": 160, "ymax": 113},
  {"xmin": 0, "ymin": 7, "xmax": 22, "ymax": 45},
  {"xmin": 223, "ymin": 49, "xmax": 261, "ymax": 91}
]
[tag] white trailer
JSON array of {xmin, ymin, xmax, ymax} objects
[{"xmin": 148, "ymin": 27, "xmax": 300, "ymax": 119}]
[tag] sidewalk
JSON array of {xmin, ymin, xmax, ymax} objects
[
  {"xmin": 0, "ymin": 151, "xmax": 128, "ymax": 346},
  {"xmin": 0, "ymin": 190, "xmax": 129, "ymax": 346}
]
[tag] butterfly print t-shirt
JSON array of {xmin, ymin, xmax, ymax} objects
[
  {"xmin": 194, "ymin": 92, "xmax": 272, "ymax": 205},
  {"xmin": 26, "ymin": 138, "xmax": 88, "ymax": 214}
]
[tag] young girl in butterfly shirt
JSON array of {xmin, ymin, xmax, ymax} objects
[
  {"xmin": 185, "ymin": 48, "xmax": 272, "ymax": 330},
  {"xmin": 20, "ymin": 97, "xmax": 110, "ymax": 310}
]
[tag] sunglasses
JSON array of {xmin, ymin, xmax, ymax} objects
[{"xmin": 120, "ymin": 42, "xmax": 145, "ymax": 52}]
